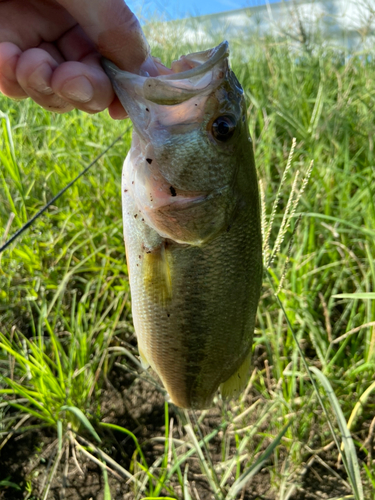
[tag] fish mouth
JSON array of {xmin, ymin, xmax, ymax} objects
[
  {"xmin": 154, "ymin": 41, "xmax": 229, "ymax": 81},
  {"xmin": 102, "ymin": 41, "xmax": 230, "ymax": 122}
]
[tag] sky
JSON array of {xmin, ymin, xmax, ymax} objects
[{"xmin": 127, "ymin": 0, "xmax": 284, "ymax": 22}]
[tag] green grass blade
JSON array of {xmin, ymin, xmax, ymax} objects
[
  {"xmin": 2, "ymin": 378, "xmax": 52, "ymax": 418},
  {"xmin": 43, "ymin": 318, "xmax": 67, "ymax": 392},
  {"xmin": 332, "ymin": 293, "xmax": 375, "ymax": 300},
  {"xmin": 99, "ymin": 422, "xmax": 148, "ymax": 468},
  {"xmin": 60, "ymin": 406, "xmax": 101, "ymax": 443},
  {"xmin": 0, "ymin": 479, "xmax": 22, "ymax": 490},
  {"xmin": 309, "ymin": 367, "xmax": 364, "ymax": 500},
  {"xmin": 139, "ymin": 498, "xmax": 177, "ymax": 500},
  {"xmin": 267, "ymin": 272, "xmax": 361, "ymax": 496},
  {"xmin": 102, "ymin": 466, "xmax": 112, "ymax": 500},
  {"xmin": 7, "ymin": 402, "xmax": 54, "ymax": 423},
  {"xmin": 226, "ymin": 422, "xmax": 291, "ymax": 500}
]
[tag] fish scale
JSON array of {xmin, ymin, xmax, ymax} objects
[{"xmin": 104, "ymin": 41, "xmax": 263, "ymax": 409}]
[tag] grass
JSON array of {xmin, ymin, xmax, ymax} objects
[{"xmin": 1, "ymin": 13, "xmax": 375, "ymax": 500}]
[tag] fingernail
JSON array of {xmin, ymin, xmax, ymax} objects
[
  {"xmin": 61, "ymin": 76, "xmax": 94, "ymax": 103},
  {"xmin": 140, "ymin": 57, "xmax": 159, "ymax": 77},
  {"xmin": 28, "ymin": 63, "xmax": 53, "ymax": 95}
]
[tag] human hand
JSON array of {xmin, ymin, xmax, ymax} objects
[{"xmin": 0, "ymin": 0, "xmax": 158, "ymax": 118}]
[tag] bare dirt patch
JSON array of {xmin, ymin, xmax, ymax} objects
[{"xmin": 0, "ymin": 364, "xmax": 354, "ymax": 500}]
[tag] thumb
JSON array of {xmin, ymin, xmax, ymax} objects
[{"xmin": 57, "ymin": 0, "xmax": 157, "ymax": 74}]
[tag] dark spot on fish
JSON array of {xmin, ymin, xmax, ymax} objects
[
  {"xmin": 169, "ymin": 186, "xmax": 177, "ymax": 197},
  {"xmin": 132, "ymin": 181, "xmax": 134, "ymax": 185},
  {"xmin": 136, "ymin": 264, "xmax": 139, "ymax": 266},
  {"xmin": 124, "ymin": 189, "xmax": 128, "ymax": 193},
  {"xmin": 167, "ymin": 313, "xmax": 170, "ymax": 317},
  {"xmin": 195, "ymin": 103, "xmax": 197, "ymax": 106},
  {"xmin": 226, "ymin": 224, "xmax": 232, "ymax": 232},
  {"xmin": 139, "ymin": 255, "xmax": 141, "ymax": 259},
  {"xmin": 146, "ymin": 158, "xmax": 153, "ymax": 164},
  {"xmin": 146, "ymin": 108, "xmax": 149, "ymax": 112},
  {"xmin": 141, "ymin": 218, "xmax": 145, "ymax": 222},
  {"xmin": 134, "ymin": 214, "xmax": 138, "ymax": 218},
  {"xmin": 146, "ymin": 250, "xmax": 151, "ymax": 254},
  {"xmin": 238, "ymin": 373, "xmax": 241, "ymax": 378}
]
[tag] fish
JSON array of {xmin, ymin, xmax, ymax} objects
[{"xmin": 103, "ymin": 41, "xmax": 263, "ymax": 409}]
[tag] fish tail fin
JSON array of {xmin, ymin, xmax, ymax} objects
[{"xmin": 220, "ymin": 349, "xmax": 252, "ymax": 400}]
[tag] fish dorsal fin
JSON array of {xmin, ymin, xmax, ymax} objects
[{"xmin": 220, "ymin": 349, "xmax": 252, "ymax": 400}]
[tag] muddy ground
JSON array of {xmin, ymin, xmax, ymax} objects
[{"xmin": 0, "ymin": 363, "xmax": 353, "ymax": 500}]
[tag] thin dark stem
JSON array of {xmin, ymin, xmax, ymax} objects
[{"xmin": 0, "ymin": 127, "xmax": 131, "ymax": 255}]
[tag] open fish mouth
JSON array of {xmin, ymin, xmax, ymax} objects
[
  {"xmin": 101, "ymin": 42, "xmax": 231, "ymax": 137},
  {"xmin": 102, "ymin": 41, "xmax": 229, "ymax": 108}
]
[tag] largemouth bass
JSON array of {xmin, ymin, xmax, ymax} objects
[{"xmin": 103, "ymin": 42, "xmax": 262, "ymax": 409}]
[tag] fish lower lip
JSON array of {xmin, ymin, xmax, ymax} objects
[
  {"xmin": 139, "ymin": 193, "xmax": 208, "ymax": 214},
  {"xmin": 163, "ymin": 194, "xmax": 207, "ymax": 209},
  {"xmin": 152, "ymin": 186, "xmax": 229, "ymax": 211}
]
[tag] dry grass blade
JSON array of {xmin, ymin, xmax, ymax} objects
[
  {"xmin": 332, "ymin": 322, "xmax": 375, "ymax": 344},
  {"xmin": 183, "ymin": 464, "xmax": 192, "ymax": 500},
  {"xmin": 0, "ymin": 413, "xmax": 30, "ymax": 451},
  {"xmin": 184, "ymin": 417, "xmax": 223, "ymax": 500},
  {"xmin": 75, "ymin": 434, "xmax": 140, "ymax": 485},
  {"xmin": 41, "ymin": 439, "xmax": 66, "ymax": 500},
  {"xmin": 74, "ymin": 439, "xmax": 124, "ymax": 483},
  {"xmin": 263, "ymin": 137, "xmax": 296, "ymax": 265}
]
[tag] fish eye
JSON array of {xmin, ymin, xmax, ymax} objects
[{"xmin": 212, "ymin": 115, "xmax": 236, "ymax": 142}]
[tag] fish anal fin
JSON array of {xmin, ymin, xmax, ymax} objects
[
  {"xmin": 138, "ymin": 347, "xmax": 150, "ymax": 369},
  {"xmin": 220, "ymin": 350, "xmax": 252, "ymax": 400}
]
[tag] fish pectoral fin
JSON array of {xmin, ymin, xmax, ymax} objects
[
  {"xmin": 220, "ymin": 349, "xmax": 252, "ymax": 400},
  {"xmin": 143, "ymin": 243, "xmax": 172, "ymax": 306},
  {"xmin": 138, "ymin": 347, "xmax": 150, "ymax": 369}
]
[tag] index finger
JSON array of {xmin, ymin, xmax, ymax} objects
[{"xmin": 57, "ymin": 0, "xmax": 152, "ymax": 73}]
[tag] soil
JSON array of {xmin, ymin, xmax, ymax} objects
[{"xmin": 0, "ymin": 363, "xmax": 356, "ymax": 500}]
